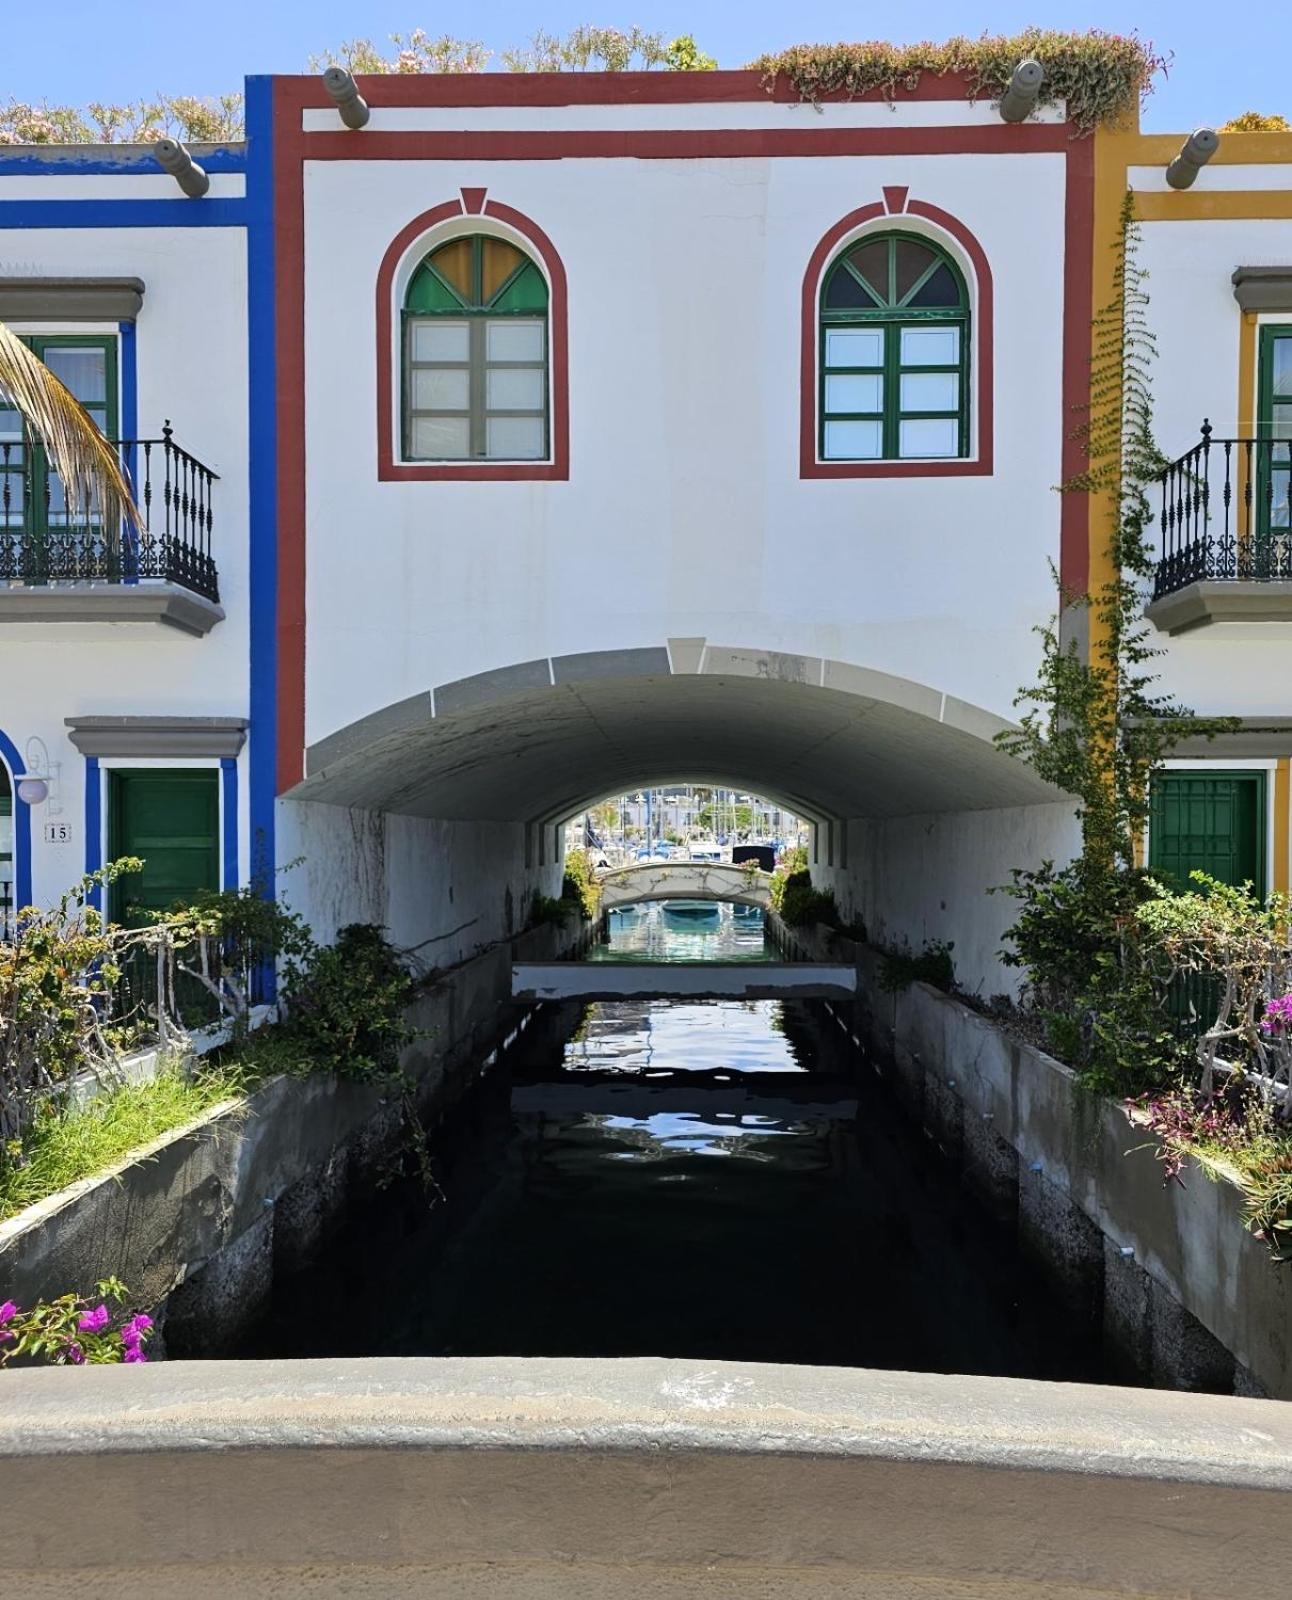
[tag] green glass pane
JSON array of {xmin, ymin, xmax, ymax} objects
[
  {"xmin": 406, "ymin": 262, "xmax": 466, "ymax": 313},
  {"xmin": 490, "ymin": 261, "xmax": 548, "ymax": 314}
]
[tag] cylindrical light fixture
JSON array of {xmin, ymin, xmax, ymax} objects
[
  {"xmin": 153, "ymin": 138, "xmax": 210, "ymax": 198},
  {"xmin": 323, "ymin": 66, "xmax": 371, "ymax": 130},
  {"xmin": 1166, "ymin": 128, "xmax": 1220, "ymax": 190},
  {"xmin": 999, "ymin": 60, "xmax": 1044, "ymax": 123}
]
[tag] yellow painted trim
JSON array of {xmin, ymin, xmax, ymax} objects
[
  {"xmin": 1130, "ymin": 131, "xmax": 1292, "ymax": 164},
  {"xmin": 1275, "ymin": 759, "xmax": 1290, "ymax": 895},
  {"xmin": 1134, "ymin": 192, "xmax": 1292, "ymax": 222}
]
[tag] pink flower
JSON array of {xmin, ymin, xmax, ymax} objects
[
  {"xmin": 0, "ymin": 1301, "xmax": 16, "ymax": 1326},
  {"xmin": 122, "ymin": 1346, "xmax": 148, "ymax": 1364},
  {"xmin": 77, "ymin": 1304, "xmax": 109, "ymax": 1334},
  {"xmin": 120, "ymin": 1314, "xmax": 153, "ymax": 1348},
  {"xmin": 65, "ymin": 1343, "xmax": 84, "ymax": 1366}
]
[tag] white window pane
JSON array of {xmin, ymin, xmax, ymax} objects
[
  {"xmin": 824, "ymin": 374, "xmax": 882, "ymax": 414},
  {"xmin": 824, "ymin": 328, "xmax": 883, "ymax": 368},
  {"xmin": 900, "ymin": 372, "xmax": 959, "ymax": 411},
  {"xmin": 486, "ymin": 368, "xmax": 545, "ymax": 410},
  {"xmin": 410, "ymin": 416, "xmax": 470, "ymax": 459},
  {"xmin": 487, "ymin": 320, "xmax": 545, "ymax": 362},
  {"xmin": 411, "ymin": 320, "xmax": 470, "ymax": 362},
  {"xmin": 43, "ymin": 346, "xmax": 107, "ymax": 404},
  {"xmin": 900, "ymin": 326, "xmax": 959, "ymax": 366},
  {"xmin": 899, "ymin": 418, "xmax": 959, "ymax": 458},
  {"xmin": 487, "ymin": 416, "xmax": 546, "ymax": 459},
  {"xmin": 823, "ymin": 420, "xmax": 882, "ymax": 460},
  {"xmin": 412, "ymin": 368, "xmax": 469, "ymax": 410}
]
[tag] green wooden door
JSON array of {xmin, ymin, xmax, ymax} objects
[
  {"xmin": 108, "ymin": 770, "xmax": 219, "ymax": 928},
  {"xmin": 1149, "ymin": 772, "xmax": 1265, "ymax": 892},
  {"xmin": 1257, "ymin": 326, "xmax": 1292, "ymax": 571}
]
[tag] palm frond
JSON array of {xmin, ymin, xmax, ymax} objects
[{"xmin": 0, "ymin": 321, "xmax": 141, "ymax": 533}]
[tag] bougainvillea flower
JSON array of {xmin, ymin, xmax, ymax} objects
[
  {"xmin": 122, "ymin": 1346, "xmax": 148, "ymax": 1364},
  {"xmin": 77, "ymin": 1304, "xmax": 109, "ymax": 1334},
  {"xmin": 0, "ymin": 1301, "xmax": 16, "ymax": 1325}
]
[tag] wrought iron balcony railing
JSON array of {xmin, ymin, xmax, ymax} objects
[
  {"xmin": 1155, "ymin": 421, "xmax": 1292, "ymax": 599},
  {"xmin": 0, "ymin": 425, "xmax": 219, "ymax": 603}
]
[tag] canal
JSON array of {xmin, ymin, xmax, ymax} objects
[{"xmin": 236, "ymin": 904, "xmax": 1120, "ymax": 1382}]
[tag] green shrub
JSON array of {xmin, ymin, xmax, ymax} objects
[
  {"xmin": 878, "ymin": 940, "xmax": 957, "ymax": 994},
  {"xmin": 275, "ymin": 923, "xmax": 418, "ymax": 1084},
  {"xmin": 561, "ymin": 848, "xmax": 600, "ymax": 919}
]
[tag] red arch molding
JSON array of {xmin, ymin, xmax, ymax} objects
[
  {"xmin": 375, "ymin": 195, "xmax": 570, "ymax": 482},
  {"xmin": 799, "ymin": 196, "xmax": 994, "ymax": 479}
]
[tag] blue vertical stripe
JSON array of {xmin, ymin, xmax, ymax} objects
[
  {"xmin": 245, "ymin": 76, "xmax": 278, "ymax": 993},
  {"xmin": 0, "ymin": 729, "xmax": 33, "ymax": 912},
  {"xmin": 221, "ymin": 757, "xmax": 239, "ymax": 889},
  {"xmin": 84, "ymin": 757, "xmax": 103, "ymax": 911}
]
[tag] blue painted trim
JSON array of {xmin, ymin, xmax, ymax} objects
[
  {"xmin": 119, "ymin": 320, "xmax": 140, "ymax": 582},
  {"xmin": 221, "ymin": 758, "xmax": 239, "ymax": 890},
  {"xmin": 245, "ymin": 76, "xmax": 277, "ymax": 994},
  {"xmin": 0, "ymin": 147, "xmax": 246, "ymax": 177},
  {"xmin": 0, "ymin": 728, "xmax": 33, "ymax": 912},
  {"xmin": 0, "ymin": 198, "xmax": 247, "ymax": 229},
  {"xmin": 84, "ymin": 757, "xmax": 103, "ymax": 911}
]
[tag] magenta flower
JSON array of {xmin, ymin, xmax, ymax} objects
[
  {"xmin": 77, "ymin": 1304, "xmax": 109, "ymax": 1334},
  {"xmin": 120, "ymin": 1314, "xmax": 153, "ymax": 1348},
  {"xmin": 0, "ymin": 1301, "xmax": 16, "ymax": 1325},
  {"xmin": 1261, "ymin": 994, "xmax": 1292, "ymax": 1034},
  {"xmin": 122, "ymin": 1346, "xmax": 148, "ymax": 1364},
  {"xmin": 65, "ymin": 1343, "xmax": 84, "ymax": 1366}
]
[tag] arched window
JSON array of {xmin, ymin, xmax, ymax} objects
[
  {"xmin": 403, "ymin": 233, "xmax": 549, "ymax": 461},
  {"xmin": 819, "ymin": 232, "xmax": 969, "ymax": 462}
]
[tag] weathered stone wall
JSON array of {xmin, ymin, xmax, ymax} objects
[
  {"xmin": 769, "ymin": 913, "xmax": 1292, "ymax": 1399},
  {"xmin": 0, "ymin": 913, "xmax": 588, "ymax": 1354}
]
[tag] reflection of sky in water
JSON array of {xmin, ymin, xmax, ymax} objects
[
  {"xmin": 599, "ymin": 1110, "xmax": 805, "ymax": 1158},
  {"xmin": 564, "ymin": 999, "xmax": 807, "ymax": 1075},
  {"xmin": 588, "ymin": 903, "xmax": 772, "ymax": 964}
]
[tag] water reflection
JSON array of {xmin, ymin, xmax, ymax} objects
[{"xmin": 589, "ymin": 902, "xmax": 771, "ymax": 963}]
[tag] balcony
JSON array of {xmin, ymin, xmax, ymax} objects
[
  {"xmin": 0, "ymin": 426, "xmax": 223, "ymax": 635},
  {"xmin": 1148, "ymin": 423, "xmax": 1292, "ymax": 634}
]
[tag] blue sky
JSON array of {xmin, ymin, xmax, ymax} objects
[{"xmin": 7, "ymin": 1, "xmax": 1281, "ymax": 132}]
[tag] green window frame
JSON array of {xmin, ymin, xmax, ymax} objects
[
  {"xmin": 1148, "ymin": 770, "xmax": 1267, "ymax": 895},
  {"xmin": 1256, "ymin": 324, "xmax": 1292, "ymax": 548},
  {"xmin": 107, "ymin": 769, "xmax": 220, "ymax": 929},
  {"xmin": 0, "ymin": 334, "xmax": 119, "ymax": 570},
  {"xmin": 819, "ymin": 232, "xmax": 969, "ymax": 463},
  {"xmin": 402, "ymin": 233, "xmax": 549, "ymax": 463}
]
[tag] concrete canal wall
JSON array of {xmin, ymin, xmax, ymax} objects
[
  {"xmin": 0, "ymin": 913, "xmax": 588, "ymax": 1353},
  {"xmin": 770, "ymin": 912, "xmax": 1292, "ymax": 1398},
  {"xmin": 1, "ymin": 1356, "xmax": 1290, "ymax": 1598}
]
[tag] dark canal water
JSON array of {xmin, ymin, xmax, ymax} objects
[{"xmin": 236, "ymin": 905, "xmax": 1118, "ymax": 1382}]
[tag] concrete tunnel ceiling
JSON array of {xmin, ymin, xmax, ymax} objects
[{"xmin": 291, "ymin": 644, "xmax": 1067, "ymax": 826}]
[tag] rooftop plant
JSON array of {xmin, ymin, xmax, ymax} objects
[{"xmin": 749, "ymin": 30, "xmax": 1167, "ymax": 133}]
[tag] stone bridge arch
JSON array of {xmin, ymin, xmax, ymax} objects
[{"xmin": 598, "ymin": 861, "xmax": 773, "ymax": 912}]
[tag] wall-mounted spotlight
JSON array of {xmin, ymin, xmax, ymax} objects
[
  {"xmin": 999, "ymin": 60, "xmax": 1044, "ymax": 123},
  {"xmin": 1166, "ymin": 128, "xmax": 1219, "ymax": 190},
  {"xmin": 153, "ymin": 138, "xmax": 210, "ymax": 198},
  {"xmin": 323, "ymin": 66, "xmax": 370, "ymax": 130}
]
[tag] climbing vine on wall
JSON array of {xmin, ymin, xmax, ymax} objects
[{"xmin": 750, "ymin": 31, "xmax": 1166, "ymax": 133}]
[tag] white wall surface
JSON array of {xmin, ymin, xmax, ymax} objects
[
  {"xmin": 277, "ymin": 798, "xmax": 561, "ymax": 962},
  {"xmin": 1138, "ymin": 209, "xmax": 1292, "ymax": 719},
  {"xmin": 815, "ymin": 800, "xmax": 1082, "ymax": 997},
  {"xmin": 0, "ymin": 220, "xmax": 250, "ymax": 906},
  {"xmin": 301, "ymin": 147, "xmax": 1071, "ymax": 750}
]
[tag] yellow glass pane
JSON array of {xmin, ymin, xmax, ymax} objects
[
  {"xmin": 483, "ymin": 238, "xmax": 524, "ymax": 303},
  {"xmin": 428, "ymin": 239, "xmax": 474, "ymax": 301}
]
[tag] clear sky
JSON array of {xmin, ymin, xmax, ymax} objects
[{"xmin": 5, "ymin": 0, "xmax": 1282, "ymax": 133}]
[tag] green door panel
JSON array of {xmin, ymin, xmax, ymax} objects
[
  {"xmin": 1149, "ymin": 773, "xmax": 1265, "ymax": 893},
  {"xmin": 108, "ymin": 770, "xmax": 219, "ymax": 927}
]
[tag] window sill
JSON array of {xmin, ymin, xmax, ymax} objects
[
  {"xmin": 1146, "ymin": 580, "xmax": 1292, "ymax": 635},
  {"xmin": 0, "ymin": 582, "xmax": 225, "ymax": 636},
  {"xmin": 380, "ymin": 458, "xmax": 565, "ymax": 482},
  {"xmin": 803, "ymin": 455, "xmax": 989, "ymax": 479}
]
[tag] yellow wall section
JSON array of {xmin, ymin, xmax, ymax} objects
[{"xmin": 1275, "ymin": 760, "xmax": 1290, "ymax": 895}]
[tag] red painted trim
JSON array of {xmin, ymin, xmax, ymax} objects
[
  {"xmin": 282, "ymin": 67, "xmax": 986, "ymax": 110},
  {"xmin": 460, "ymin": 186, "xmax": 487, "ymax": 214},
  {"xmin": 299, "ymin": 124, "xmax": 1068, "ymax": 163},
  {"xmin": 373, "ymin": 198, "xmax": 570, "ymax": 483},
  {"xmin": 883, "ymin": 185, "xmax": 908, "ymax": 214},
  {"xmin": 799, "ymin": 198, "xmax": 994, "ymax": 480},
  {"xmin": 1059, "ymin": 136, "xmax": 1094, "ymax": 598}
]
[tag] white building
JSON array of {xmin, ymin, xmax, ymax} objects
[{"xmin": 1, "ymin": 68, "xmax": 1289, "ymax": 992}]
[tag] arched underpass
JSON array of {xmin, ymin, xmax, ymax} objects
[{"xmin": 282, "ymin": 642, "xmax": 1076, "ymax": 994}]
